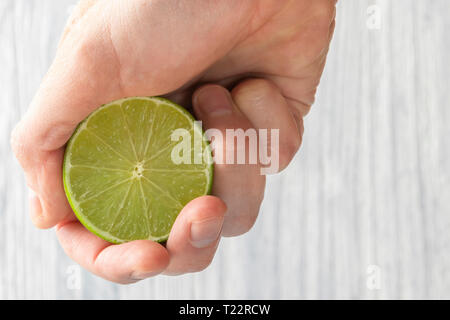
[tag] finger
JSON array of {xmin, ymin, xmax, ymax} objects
[
  {"xmin": 164, "ymin": 196, "xmax": 226, "ymax": 275},
  {"xmin": 56, "ymin": 220, "xmax": 169, "ymax": 284},
  {"xmin": 23, "ymin": 149, "xmax": 74, "ymax": 228},
  {"xmin": 231, "ymin": 78, "xmax": 302, "ymax": 172},
  {"xmin": 192, "ymin": 85, "xmax": 266, "ymax": 237}
]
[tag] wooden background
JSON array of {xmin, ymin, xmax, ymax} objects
[{"xmin": 1, "ymin": 0, "xmax": 449, "ymax": 299}]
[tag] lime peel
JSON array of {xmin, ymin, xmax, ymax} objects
[{"xmin": 63, "ymin": 97, "xmax": 213, "ymax": 244}]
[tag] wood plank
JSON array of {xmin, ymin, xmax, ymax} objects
[{"xmin": 0, "ymin": 0, "xmax": 449, "ymax": 299}]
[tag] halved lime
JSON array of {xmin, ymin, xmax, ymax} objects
[{"xmin": 63, "ymin": 97, "xmax": 213, "ymax": 244}]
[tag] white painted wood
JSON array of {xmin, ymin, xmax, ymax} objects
[{"xmin": 1, "ymin": 0, "xmax": 449, "ymax": 299}]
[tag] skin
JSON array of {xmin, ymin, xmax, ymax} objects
[{"xmin": 11, "ymin": 0, "xmax": 336, "ymax": 283}]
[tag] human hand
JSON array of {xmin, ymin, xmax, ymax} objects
[{"xmin": 11, "ymin": 0, "xmax": 336, "ymax": 283}]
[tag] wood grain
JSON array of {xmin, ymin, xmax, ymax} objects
[{"xmin": 0, "ymin": 0, "xmax": 449, "ymax": 299}]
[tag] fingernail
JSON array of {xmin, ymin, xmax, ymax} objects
[
  {"xmin": 190, "ymin": 217, "xmax": 223, "ymax": 248},
  {"xmin": 194, "ymin": 86, "xmax": 233, "ymax": 117}
]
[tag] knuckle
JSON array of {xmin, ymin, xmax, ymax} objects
[
  {"xmin": 278, "ymin": 137, "xmax": 301, "ymax": 171},
  {"xmin": 183, "ymin": 253, "xmax": 216, "ymax": 274},
  {"xmin": 314, "ymin": 1, "xmax": 336, "ymax": 25},
  {"xmin": 244, "ymin": 78, "xmax": 277, "ymax": 94},
  {"xmin": 191, "ymin": 259, "xmax": 214, "ymax": 273},
  {"xmin": 288, "ymin": 98, "xmax": 312, "ymax": 119},
  {"xmin": 222, "ymin": 211, "xmax": 259, "ymax": 237},
  {"xmin": 10, "ymin": 123, "xmax": 26, "ymax": 162},
  {"xmin": 65, "ymin": 29, "xmax": 108, "ymax": 78},
  {"xmin": 31, "ymin": 213, "xmax": 52, "ymax": 230},
  {"xmin": 30, "ymin": 202, "xmax": 56, "ymax": 230},
  {"xmin": 29, "ymin": 199, "xmax": 56, "ymax": 230},
  {"xmin": 73, "ymin": 36, "xmax": 100, "ymax": 67},
  {"xmin": 39, "ymin": 120, "xmax": 75, "ymax": 151},
  {"xmin": 296, "ymin": 3, "xmax": 335, "ymax": 64},
  {"xmin": 290, "ymin": 105, "xmax": 305, "ymax": 136},
  {"xmin": 71, "ymin": 20, "xmax": 100, "ymax": 53},
  {"xmin": 10, "ymin": 122, "xmax": 38, "ymax": 176},
  {"xmin": 11, "ymin": 117, "xmax": 72, "ymax": 166}
]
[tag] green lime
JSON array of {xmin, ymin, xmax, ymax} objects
[{"xmin": 63, "ymin": 97, "xmax": 213, "ymax": 244}]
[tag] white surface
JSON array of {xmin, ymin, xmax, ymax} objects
[{"xmin": 1, "ymin": 0, "xmax": 449, "ymax": 299}]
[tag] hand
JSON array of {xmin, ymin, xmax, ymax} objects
[{"xmin": 11, "ymin": 0, "xmax": 336, "ymax": 283}]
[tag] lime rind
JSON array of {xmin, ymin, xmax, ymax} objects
[{"xmin": 63, "ymin": 96, "xmax": 214, "ymax": 244}]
